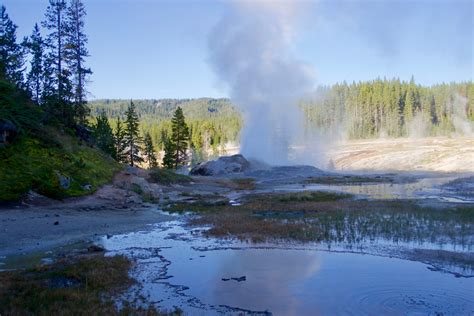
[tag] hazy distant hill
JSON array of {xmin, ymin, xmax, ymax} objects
[
  {"xmin": 89, "ymin": 99, "xmax": 242, "ymax": 160},
  {"xmin": 89, "ymin": 80, "xmax": 473, "ymax": 161},
  {"xmin": 88, "ymin": 98, "xmax": 239, "ymax": 121}
]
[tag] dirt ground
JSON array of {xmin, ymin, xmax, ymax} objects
[{"xmin": 0, "ymin": 169, "xmax": 173, "ymax": 258}]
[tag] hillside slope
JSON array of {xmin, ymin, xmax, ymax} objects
[{"xmin": 0, "ymin": 81, "xmax": 120, "ymax": 202}]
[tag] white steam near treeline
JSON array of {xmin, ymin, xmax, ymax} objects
[{"xmin": 208, "ymin": 1, "xmax": 317, "ymax": 165}]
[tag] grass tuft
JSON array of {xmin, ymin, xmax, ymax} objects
[{"xmin": 148, "ymin": 168, "xmax": 192, "ymax": 185}]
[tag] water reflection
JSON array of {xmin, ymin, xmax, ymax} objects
[
  {"xmin": 254, "ymin": 207, "xmax": 474, "ymax": 253},
  {"xmin": 102, "ymin": 221, "xmax": 474, "ymax": 315},
  {"xmin": 277, "ymin": 175, "xmax": 474, "ymax": 202}
]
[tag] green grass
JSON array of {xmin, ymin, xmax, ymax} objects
[
  {"xmin": 253, "ymin": 191, "xmax": 352, "ymax": 203},
  {"xmin": 220, "ymin": 178, "xmax": 256, "ymax": 190},
  {"xmin": 277, "ymin": 191, "xmax": 351, "ymax": 202},
  {"xmin": 0, "ymin": 134, "xmax": 121, "ymax": 201},
  {"xmin": 0, "ymin": 255, "xmax": 177, "ymax": 315},
  {"xmin": 148, "ymin": 168, "xmax": 192, "ymax": 185},
  {"xmin": 305, "ymin": 175, "xmax": 390, "ymax": 185}
]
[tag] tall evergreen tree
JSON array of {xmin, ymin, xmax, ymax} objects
[
  {"xmin": 93, "ymin": 111, "xmax": 115, "ymax": 157},
  {"xmin": 0, "ymin": 5, "xmax": 24, "ymax": 86},
  {"xmin": 42, "ymin": 0, "xmax": 70, "ymax": 100},
  {"xmin": 124, "ymin": 101, "xmax": 143, "ymax": 167},
  {"xmin": 114, "ymin": 117, "xmax": 127, "ymax": 163},
  {"xmin": 169, "ymin": 106, "xmax": 190, "ymax": 168},
  {"xmin": 65, "ymin": 0, "xmax": 91, "ymax": 125},
  {"xmin": 143, "ymin": 132, "xmax": 158, "ymax": 168},
  {"xmin": 24, "ymin": 24, "xmax": 44, "ymax": 103},
  {"xmin": 162, "ymin": 138, "xmax": 175, "ymax": 169}
]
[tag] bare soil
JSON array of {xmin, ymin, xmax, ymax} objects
[
  {"xmin": 0, "ymin": 169, "xmax": 172, "ymax": 257},
  {"xmin": 328, "ymin": 137, "xmax": 474, "ymax": 172}
]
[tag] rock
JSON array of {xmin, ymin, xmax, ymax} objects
[
  {"xmin": 53, "ymin": 221, "xmax": 59, "ymax": 225},
  {"xmin": 190, "ymin": 154, "xmax": 250, "ymax": 176},
  {"xmin": 81, "ymin": 184, "xmax": 93, "ymax": 191},
  {"xmin": 124, "ymin": 166, "xmax": 141, "ymax": 176},
  {"xmin": 231, "ymin": 276, "xmax": 246, "ymax": 282},
  {"xmin": 0, "ymin": 119, "xmax": 18, "ymax": 145},
  {"xmin": 22, "ymin": 190, "xmax": 55, "ymax": 206},
  {"xmin": 55, "ymin": 171, "xmax": 71, "ymax": 189},
  {"xmin": 87, "ymin": 244, "xmax": 105, "ymax": 252},
  {"xmin": 222, "ymin": 276, "xmax": 247, "ymax": 282}
]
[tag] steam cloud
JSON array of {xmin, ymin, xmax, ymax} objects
[{"xmin": 209, "ymin": 1, "xmax": 315, "ymax": 165}]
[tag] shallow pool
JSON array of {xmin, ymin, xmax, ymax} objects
[{"xmin": 102, "ymin": 220, "xmax": 474, "ymax": 315}]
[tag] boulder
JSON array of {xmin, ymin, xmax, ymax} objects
[
  {"xmin": 55, "ymin": 171, "xmax": 71, "ymax": 189},
  {"xmin": 81, "ymin": 184, "xmax": 93, "ymax": 191},
  {"xmin": 0, "ymin": 119, "xmax": 17, "ymax": 145},
  {"xmin": 190, "ymin": 154, "xmax": 250, "ymax": 176}
]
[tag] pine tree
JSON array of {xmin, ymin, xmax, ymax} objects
[
  {"xmin": 0, "ymin": 5, "xmax": 24, "ymax": 86},
  {"xmin": 42, "ymin": 0, "xmax": 70, "ymax": 100},
  {"xmin": 124, "ymin": 101, "xmax": 143, "ymax": 166},
  {"xmin": 114, "ymin": 117, "xmax": 127, "ymax": 163},
  {"xmin": 143, "ymin": 132, "xmax": 158, "ymax": 168},
  {"xmin": 42, "ymin": 0, "xmax": 76, "ymax": 126},
  {"xmin": 404, "ymin": 86, "xmax": 416, "ymax": 131},
  {"xmin": 65, "ymin": 0, "xmax": 91, "ymax": 125},
  {"xmin": 93, "ymin": 111, "xmax": 115, "ymax": 157},
  {"xmin": 24, "ymin": 24, "xmax": 44, "ymax": 103},
  {"xmin": 162, "ymin": 137, "xmax": 175, "ymax": 169},
  {"xmin": 169, "ymin": 106, "xmax": 190, "ymax": 168}
]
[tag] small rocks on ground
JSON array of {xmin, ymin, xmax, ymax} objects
[
  {"xmin": 87, "ymin": 244, "xmax": 105, "ymax": 252},
  {"xmin": 222, "ymin": 275, "xmax": 246, "ymax": 282}
]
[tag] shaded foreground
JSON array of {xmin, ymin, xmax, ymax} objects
[
  {"xmin": 100, "ymin": 220, "xmax": 474, "ymax": 315},
  {"xmin": 0, "ymin": 254, "xmax": 179, "ymax": 315},
  {"xmin": 167, "ymin": 191, "xmax": 474, "ymax": 276},
  {"xmin": 1, "ymin": 166, "xmax": 473, "ymax": 314}
]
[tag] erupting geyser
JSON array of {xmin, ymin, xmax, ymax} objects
[{"xmin": 209, "ymin": 1, "xmax": 316, "ymax": 165}]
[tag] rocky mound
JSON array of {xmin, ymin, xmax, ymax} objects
[{"xmin": 190, "ymin": 154, "xmax": 251, "ymax": 176}]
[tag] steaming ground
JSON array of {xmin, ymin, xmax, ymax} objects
[
  {"xmin": 328, "ymin": 137, "xmax": 474, "ymax": 172},
  {"xmin": 221, "ymin": 137, "xmax": 474, "ymax": 173}
]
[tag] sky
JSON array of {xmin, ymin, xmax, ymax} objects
[{"xmin": 4, "ymin": 0, "xmax": 473, "ymax": 99}]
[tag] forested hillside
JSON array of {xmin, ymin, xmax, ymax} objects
[
  {"xmin": 89, "ymin": 99, "xmax": 242, "ymax": 154},
  {"xmin": 0, "ymin": 2, "xmax": 120, "ymax": 202},
  {"xmin": 302, "ymin": 79, "xmax": 474, "ymax": 138},
  {"xmin": 90, "ymin": 79, "xmax": 473, "ymax": 153}
]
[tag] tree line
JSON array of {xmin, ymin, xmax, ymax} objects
[
  {"xmin": 1, "ymin": 1, "xmax": 91, "ymax": 127},
  {"xmin": 3, "ymin": 2, "xmax": 471, "ymax": 171},
  {"xmin": 302, "ymin": 78, "xmax": 473, "ymax": 138},
  {"xmin": 93, "ymin": 101, "xmax": 190, "ymax": 169},
  {"xmin": 90, "ymin": 77, "xmax": 473, "ymax": 163},
  {"xmin": 89, "ymin": 98, "xmax": 242, "ymax": 162},
  {"xmin": 1, "ymin": 2, "xmax": 191, "ymax": 170}
]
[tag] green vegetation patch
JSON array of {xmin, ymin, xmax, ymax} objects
[
  {"xmin": 0, "ymin": 134, "xmax": 121, "ymax": 201},
  {"xmin": 165, "ymin": 191, "xmax": 350, "ymax": 214},
  {"xmin": 305, "ymin": 175, "xmax": 391, "ymax": 185},
  {"xmin": 166, "ymin": 188, "xmax": 473, "ymax": 246},
  {"xmin": 249, "ymin": 191, "xmax": 352, "ymax": 203},
  {"xmin": 211, "ymin": 178, "xmax": 256, "ymax": 191},
  {"xmin": 190, "ymin": 200, "xmax": 474, "ymax": 245},
  {"xmin": 148, "ymin": 168, "xmax": 192, "ymax": 185},
  {"xmin": 228, "ymin": 178, "xmax": 256, "ymax": 190},
  {"xmin": 0, "ymin": 255, "xmax": 174, "ymax": 315}
]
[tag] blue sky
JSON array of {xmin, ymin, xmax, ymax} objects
[{"xmin": 4, "ymin": 0, "xmax": 473, "ymax": 99}]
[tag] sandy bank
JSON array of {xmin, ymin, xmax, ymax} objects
[{"xmin": 0, "ymin": 169, "xmax": 173, "ymax": 257}]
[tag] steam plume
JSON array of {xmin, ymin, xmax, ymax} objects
[{"xmin": 209, "ymin": 1, "xmax": 315, "ymax": 165}]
